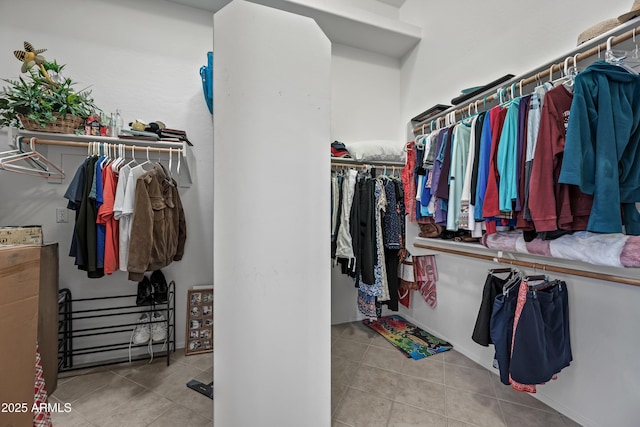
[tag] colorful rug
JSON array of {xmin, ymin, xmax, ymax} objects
[{"xmin": 363, "ymin": 315, "xmax": 453, "ymax": 360}]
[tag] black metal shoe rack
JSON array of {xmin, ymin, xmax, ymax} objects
[{"xmin": 57, "ymin": 281, "xmax": 176, "ymax": 372}]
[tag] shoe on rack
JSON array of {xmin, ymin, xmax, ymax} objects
[
  {"xmin": 150, "ymin": 270, "xmax": 168, "ymax": 304},
  {"xmin": 151, "ymin": 312, "xmax": 168, "ymax": 342},
  {"xmin": 132, "ymin": 313, "xmax": 151, "ymax": 344},
  {"xmin": 136, "ymin": 276, "xmax": 153, "ymax": 306}
]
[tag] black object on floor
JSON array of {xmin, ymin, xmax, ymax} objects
[{"xmin": 187, "ymin": 379, "xmax": 214, "ymax": 399}]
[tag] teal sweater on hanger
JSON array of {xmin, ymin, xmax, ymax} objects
[{"xmin": 559, "ymin": 60, "xmax": 640, "ymax": 235}]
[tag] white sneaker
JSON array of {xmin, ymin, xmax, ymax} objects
[
  {"xmin": 132, "ymin": 313, "xmax": 151, "ymax": 344},
  {"xmin": 151, "ymin": 312, "xmax": 167, "ymax": 342}
]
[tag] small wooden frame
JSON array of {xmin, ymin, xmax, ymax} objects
[{"xmin": 185, "ymin": 288, "xmax": 213, "ymax": 355}]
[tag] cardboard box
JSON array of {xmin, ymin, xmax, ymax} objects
[
  {"xmin": 0, "ymin": 226, "xmax": 43, "ymax": 245},
  {"xmin": 0, "ymin": 246, "xmax": 41, "ymax": 427}
]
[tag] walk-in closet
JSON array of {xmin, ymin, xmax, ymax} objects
[{"xmin": 2, "ymin": 1, "xmax": 640, "ymax": 427}]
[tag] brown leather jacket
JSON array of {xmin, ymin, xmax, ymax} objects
[{"xmin": 128, "ymin": 165, "xmax": 186, "ymax": 281}]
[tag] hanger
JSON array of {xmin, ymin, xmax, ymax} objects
[
  {"xmin": 177, "ymin": 148, "xmax": 181, "ymax": 177},
  {"xmin": 489, "ymin": 267, "xmax": 513, "ymax": 275},
  {"xmin": 0, "ymin": 137, "xmax": 65, "ymax": 179},
  {"xmin": 124, "ymin": 145, "xmax": 138, "ymax": 168},
  {"xmin": 111, "ymin": 143, "xmax": 124, "ymax": 172},
  {"xmin": 137, "ymin": 146, "xmax": 154, "ymax": 170},
  {"xmin": 0, "ymin": 137, "xmax": 50, "ymax": 173},
  {"xmin": 100, "ymin": 142, "xmax": 111, "ymax": 168},
  {"xmin": 605, "ymin": 35, "xmax": 640, "ymax": 74},
  {"xmin": 502, "ymin": 268, "xmax": 523, "ymax": 295},
  {"xmin": 0, "ymin": 136, "xmax": 30, "ymax": 163},
  {"xmin": 168, "ymin": 147, "xmax": 173, "ymax": 178}
]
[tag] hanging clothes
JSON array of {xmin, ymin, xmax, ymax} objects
[
  {"xmin": 486, "ymin": 275, "xmax": 572, "ymax": 392},
  {"xmin": 497, "ymin": 98, "xmax": 521, "ymax": 213},
  {"xmin": 482, "ymin": 105, "xmax": 508, "ymax": 224},
  {"xmin": 91, "ymin": 156, "xmax": 106, "ymax": 274},
  {"xmin": 120, "ymin": 163, "xmax": 149, "ymax": 272},
  {"xmin": 474, "ymin": 111, "xmax": 494, "ymax": 222},
  {"xmin": 64, "ymin": 157, "xmax": 90, "ymax": 270},
  {"xmin": 402, "ymin": 142, "xmax": 417, "ymax": 222},
  {"xmin": 127, "ymin": 164, "xmax": 187, "ymax": 281},
  {"xmin": 97, "ymin": 163, "xmax": 119, "ymax": 274},
  {"xmin": 529, "ymin": 84, "xmax": 593, "ymax": 235},
  {"xmin": 472, "ymin": 269, "xmax": 516, "ymax": 346},
  {"xmin": 335, "ymin": 169, "xmax": 358, "ymax": 267},
  {"xmin": 113, "ymin": 163, "xmax": 132, "ymax": 272},
  {"xmin": 333, "ymin": 166, "xmax": 406, "ymax": 317},
  {"xmin": 447, "ymin": 121, "xmax": 472, "ymax": 231},
  {"xmin": 560, "ymin": 60, "xmax": 640, "ymax": 235},
  {"xmin": 78, "ymin": 156, "xmax": 103, "ymax": 278}
]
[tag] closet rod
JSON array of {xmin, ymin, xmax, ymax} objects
[
  {"xmin": 413, "ymin": 242, "xmax": 640, "ymax": 287},
  {"xmin": 412, "ymin": 22, "xmax": 640, "ymax": 135},
  {"xmin": 29, "ymin": 137, "xmax": 182, "ymax": 155},
  {"xmin": 331, "ymin": 158, "xmax": 405, "ymax": 167}
]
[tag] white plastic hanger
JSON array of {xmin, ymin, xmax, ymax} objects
[
  {"xmin": 177, "ymin": 148, "xmax": 181, "ymax": 177},
  {"xmin": 111, "ymin": 143, "xmax": 125, "ymax": 172},
  {"xmin": 124, "ymin": 145, "xmax": 138, "ymax": 168},
  {"xmin": 605, "ymin": 35, "xmax": 640, "ymax": 74},
  {"xmin": 138, "ymin": 146, "xmax": 154, "ymax": 171}
]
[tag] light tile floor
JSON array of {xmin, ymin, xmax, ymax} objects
[
  {"xmin": 50, "ymin": 351, "xmax": 213, "ymax": 427},
  {"xmin": 49, "ymin": 323, "xmax": 583, "ymax": 427},
  {"xmin": 332, "ymin": 322, "xmax": 582, "ymax": 427}
]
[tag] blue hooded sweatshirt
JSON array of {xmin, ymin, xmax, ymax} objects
[{"xmin": 559, "ymin": 61, "xmax": 640, "ymax": 235}]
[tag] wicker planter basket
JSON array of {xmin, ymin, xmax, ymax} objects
[{"xmin": 18, "ymin": 113, "xmax": 85, "ymax": 134}]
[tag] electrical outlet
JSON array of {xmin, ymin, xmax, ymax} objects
[{"xmin": 56, "ymin": 208, "xmax": 69, "ymax": 223}]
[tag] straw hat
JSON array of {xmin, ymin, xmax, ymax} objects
[
  {"xmin": 577, "ymin": 1, "xmax": 640, "ymax": 45},
  {"xmin": 618, "ymin": 0, "xmax": 640, "ymax": 22}
]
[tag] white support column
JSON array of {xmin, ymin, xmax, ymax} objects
[{"xmin": 213, "ymin": 1, "xmax": 331, "ymax": 426}]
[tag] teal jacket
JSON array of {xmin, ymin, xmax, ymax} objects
[{"xmin": 559, "ymin": 61, "xmax": 640, "ymax": 235}]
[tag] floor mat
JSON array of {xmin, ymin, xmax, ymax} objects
[{"xmin": 363, "ymin": 315, "xmax": 453, "ymax": 360}]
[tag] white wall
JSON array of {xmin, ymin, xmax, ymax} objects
[
  {"xmin": 0, "ymin": 0, "xmax": 214, "ymax": 356},
  {"xmin": 399, "ymin": 0, "xmax": 633, "ymax": 121},
  {"xmin": 398, "ymin": 1, "xmax": 640, "ymax": 426},
  {"xmin": 213, "ymin": 1, "xmax": 331, "ymax": 426}
]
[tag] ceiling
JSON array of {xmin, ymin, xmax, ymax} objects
[{"xmin": 166, "ymin": 0, "xmax": 420, "ymax": 58}]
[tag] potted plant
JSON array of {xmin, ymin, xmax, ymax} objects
[{"xmin": 0, "ymin": 43, "xmax": 99, "ymax": 134}]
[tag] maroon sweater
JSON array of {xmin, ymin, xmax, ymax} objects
[{"xmin": 529, "ymin": 84, "xmax": 593, "ymax": 232}]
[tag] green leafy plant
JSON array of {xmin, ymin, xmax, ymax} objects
[{"xmin": 0, "ymin": 60, "xmax": 99, "ymax": 129}]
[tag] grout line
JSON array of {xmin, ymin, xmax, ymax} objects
[
  {"xmin": 446, "ymin": 414, "xmax": 484, "ymax": 427},
  {"xmin": 385, "ymin": 400, "xmax": 395, "ymax": 427},
  {"xmin": 495, "ymin": 390, "xmax": 509, "ymax": 427},
  {"xmin": 443, "ymin": 375, "xmax": 448, "ymax": 419},
  {"xmin": 144, "ymin": 405, "xmax": 173, "ymax": 426},
  {"xmin": 332, "ymin": 382, "xmax": 349, "ymax": 420},
  {"xmin": 495, "ymin": 397, "xmax": 561, "ymax": 416},
  {"xmin": 389, "ymin": 397, "xmax": 447, "ymax": 420}
]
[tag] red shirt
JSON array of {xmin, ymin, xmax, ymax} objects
[
  {"xmin": 97, "ymin": 166, "xmax": 119, "ymax": 274},
  {"xmin": 482, "ymin": 106, "xmax": 509, "ymax": 222}
]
